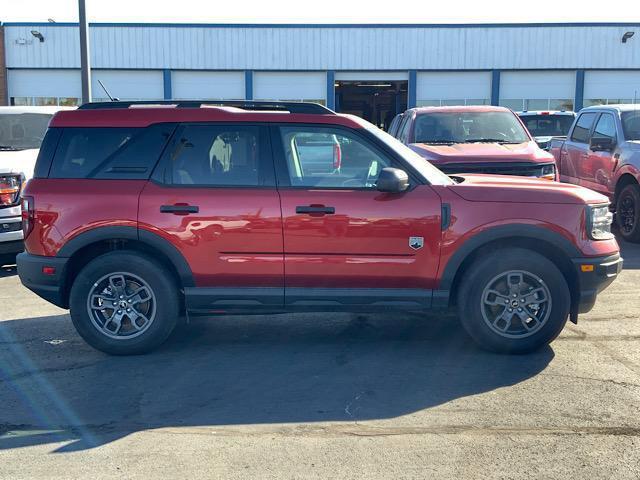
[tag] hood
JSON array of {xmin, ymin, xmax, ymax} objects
[
  {"xmin": 408, "ymin": 141, "xmax": 554, "ymax": 165},
  {"xmin": 450, "ymin": 174, "xmax": 609, "ymax": 205},
  {"xmin": 0, "ymin": 148, "xmax": 39, "ymax": 179}
]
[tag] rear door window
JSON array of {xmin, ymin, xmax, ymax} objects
[
  {"xmin": 49, "ymin": 124, "xmax": 176, "ymax": 179},
  {"xmin": 168, "ymin": 124, "xmax": 274, "ymax": 187},
  {"xmin": 570, "ymin": 113, "xmax": 597, "ymax": 144}
]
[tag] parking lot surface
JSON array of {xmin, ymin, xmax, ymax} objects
[{"xmin": 0, "ymin": 241, "xmax": 639, "ymax": 479}]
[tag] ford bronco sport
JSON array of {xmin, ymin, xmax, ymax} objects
[{"xmin": 17, "ymin": 101, "xmax": 622, "ymax": 355}]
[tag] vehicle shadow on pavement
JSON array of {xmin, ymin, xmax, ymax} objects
[
  {"xmin": 0, "ymin": 311, "xmax": 554, "ymax": 453},
  {"xmin": 619, "ymin": 239, "xmax": 640, "ymax": 269},
  {"xmin": 0, "ymin": 264, "xmax": 17, "ymax": 278}
]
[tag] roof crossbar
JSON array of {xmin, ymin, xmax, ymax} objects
[{"xmin": 78, "ymin": 100, "xmax": 334, "ymax": 114}]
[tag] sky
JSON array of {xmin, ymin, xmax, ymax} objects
[{"xmin": 1, "ymin": 0, "xmax": 639, "ymax": 24}]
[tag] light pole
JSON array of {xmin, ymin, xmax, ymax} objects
[{"xmin": 78, "ymin": 0, "xmax": 91, "ymax": 103}]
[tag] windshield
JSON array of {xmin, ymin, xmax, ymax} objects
[
  {"xmin": 0, "ymin": 113, "xmax": 53, "ymax": 150},
  {"xmin": 520, "ymin": 115, "xmax": 575, "ymax": 138},
  {"xmin": 413, "ymin": 111, "xmax": 530, "ymax": 144},
  {"xmin": 365, "ymin": 124, "xmax": 454, "ymax": 186},
  {"xmin": 621, "ymin": 111, "xmax": 640, "ymax": 141}
]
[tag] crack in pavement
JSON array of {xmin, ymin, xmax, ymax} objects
[{"xmin": 3, "ymin": 423, "xmax": 640, "ymax": 439}]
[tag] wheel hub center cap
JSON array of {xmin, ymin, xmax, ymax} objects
[
  {"xmin": 119, "ymin": 300, "xmax": 128, "ymax": 309},
  {"xmin": 511, "ymin": 300, "xmax": 519, "ymax": 308}
]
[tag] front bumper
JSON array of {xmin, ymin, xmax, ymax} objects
[
  {"xmin": 17, "ymin": 252, "xmax": 69, "ymax": 308},
  {"xmin": 572, "ymin": 253, "xmax": 623, "ymax": 317}
]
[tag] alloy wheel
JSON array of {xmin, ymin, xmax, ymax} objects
[
  {"xmin": 86, "ymin": 272, "xmax": 157, "ymax": 340},
  {"xmin": 480, "ymin": 270, "xmax": 552, "ymax": 339}
]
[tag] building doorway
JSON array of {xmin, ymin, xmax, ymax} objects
[{"xmin": 335, "ymin": 81, "xmax": 408, "ymax": 130}]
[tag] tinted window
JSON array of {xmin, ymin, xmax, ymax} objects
[
  {"xmin": 413, "ymin": 111, "xmax": 529, "ymax": 144},
  {"xmin": 280, "ymin": 126, "xmax": 392, "ymax": 188},
  {"xmin": 521, "ymin": 115, "xmax": 575, "ymax": 137},
  {"xmin": 570, "ymin": 113, "xmax": 597, "ymax": 143},
  {"xmin": 50, "ymin": 124, "xmax": 175, "ymax": 179},
  {"xmin": 621, "ymin": 111, "xmax": 640, "ymax": 141},
  {"xmin": 593, "ymin": 114, "xmax": 617, "ymax": 139},
  {"xmin": 170, "ymin": 125, "xmax": 271, "ymax": 187}
]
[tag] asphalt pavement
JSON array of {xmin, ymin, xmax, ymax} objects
[{"xmin": 0, "ymin": 241, "xmax": 639, "ymax": 479}]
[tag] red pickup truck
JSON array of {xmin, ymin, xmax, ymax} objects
[
  {"xmin": 549, "ymin": 105, "xmax": 640, "ymax": 242},
  {"xmin": 17, "ymin": 101, "xmax": 621, "ymax": 355},
  {"xmin": 392, "ymin": 106, "xmax": 557, "ymax": 179}
]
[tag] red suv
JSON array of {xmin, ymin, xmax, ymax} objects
[{"xmin": 17, "ymin": 101, "xmax": 622, "ymax": 355}]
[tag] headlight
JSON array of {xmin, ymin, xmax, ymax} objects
[
  {"xmin": 0, "ymin": 175, "xmax": 22, "ymax": 207},
  {"xmin": 539, "ymin": 163, "xmax": 556, "ymax": 181},
  {"xmin": 587, "ymin": 204, "xmax": 614, "ymax": 240}
]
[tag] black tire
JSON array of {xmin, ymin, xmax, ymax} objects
[
  {"xmin": 457, "ymin": 248, "xmax": 570, "ymax": 354},
  {"xmin": 69, "ymin": 251, "xmax": 179, "ymax": 355},
  {"xmin": 615, "ymin": 183, "xmax": 640, "ymax": 243}
]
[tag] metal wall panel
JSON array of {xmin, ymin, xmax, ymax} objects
[
  {"xmin": 416, "ymin": 71, "xmax": 491, "ymax": 102},
  {"xmin": 584, "ymin": 71, "xmax": 640, "ymax": 102},
  {"xmin": 253, "ymin": 72, "xmax": 326, "ymax": 101},
  {"xmin": 4, "ymin": 24, "xmax": 640, "ymax": 70},
  {"xmin": 500, "ymin": 71, "xmax": 575, "ymax": 99},
  {"xmin": 171, "ymin": 71, "xmax": 245, "ymax": 99}
]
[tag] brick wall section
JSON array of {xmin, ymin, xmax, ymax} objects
[{"xmin": 0, "ymin": 27, "xmax": 7, "ymax": 105}]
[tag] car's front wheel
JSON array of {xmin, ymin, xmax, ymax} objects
[
  {"xmin": 616, "ymin": 183, "xmax": 640, "ymax": 243},
  {"xmin": 69, "ymin": 251, "xmax": 179, "ymax": 355},
  {"xmin": 458, "ymin": 248, "xmax": 570, "ymax": 354}
]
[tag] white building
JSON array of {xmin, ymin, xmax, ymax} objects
[{"xmin": 1, "ymin": 22, "xmax": 639, "ymax": 125}]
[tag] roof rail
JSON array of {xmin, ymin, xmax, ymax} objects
[{"xmin": 77, "ymin": 100, "xmax": 334, "ymax": 114}]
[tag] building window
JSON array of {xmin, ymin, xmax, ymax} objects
[
  {"xmin": 499, "ymin": 99, "xmax": 573, "ymax": 111},
  {"xmin": 10, "ymin": 96, "xmax": 80, "ymax": 107},
  {"xmin": 584, "ymin": 98, "xmax": 635, "ymax": 107},
  {"xmin": 417, "ymin": 98, "xmax": 489, "ymax": 107},
  {"xmin": 254, "ymin": 98, "xmax": 326, "ymax": 106}
]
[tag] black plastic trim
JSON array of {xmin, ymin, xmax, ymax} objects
[
  {"xmin": 17, "ymin": 253, "xmax": 68, "ymax": 308},
  {"xmin": 572, "ymin": 253, "xmax": 623, "ymax": 315},
  {"xmin": 56, "ymin": 226, "xmax": 195, "ymax": 288},
  {"xmin": 438, "ymin": 224, "xmax": 583, "ymax": 294},
  {"xmin": 441, "ymin": 203, "xmax": 451, "ymax": 230},
  {"xmin": 185, "ymin": 287, "xmax": 285, "ymax": 312},
  {"xmin": 285, "ymin": 287, "xmax": 432, "ymax": 309}
]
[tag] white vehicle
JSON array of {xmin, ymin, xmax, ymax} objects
[
  {"xmin": 517, "ymin": 110, "xmax": 577, "ymax": 150},
  {"xmin": 0, "ymin": 106, "xmax": 73, "ymax": 265}
]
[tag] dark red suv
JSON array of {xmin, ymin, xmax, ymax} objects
[{"xmin": 17, "ymin": 101, "xmax": 622, "ymax": 355}]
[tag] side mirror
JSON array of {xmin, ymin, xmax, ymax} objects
[
  {"xmin": 377, "ymin": 167, "xmax": 409, "ymax": 193},
  {"xmin": 590, "ymin": 136, "xmax": 615, "ymax": 152}
]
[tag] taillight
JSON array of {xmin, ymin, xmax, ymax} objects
[
  {"xmin": 22, "ymin": 196, "xmax": 34, "ymax": 239},
  {"xmin": 0, "ymin": 174, "xmax": 22, "ymax": 206},
  {"xmin": 333, "ymin": 143, "xmax": 342, "ymax": 170}
]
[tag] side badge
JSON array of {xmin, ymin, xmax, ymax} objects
[{"xmin": 409, "ymin": 236, "xmax": 424, "ymax": 250}]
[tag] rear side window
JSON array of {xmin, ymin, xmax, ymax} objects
[
  {"xmin": 570, "ymin": 113, "xmax": 597, "ymax": 144},
  {"xmin": 49, "ymin": 124, "xmax": 176, "ymax": 179},
  {"xmin": 169, "ymin": 124, "xmax": 273, "ymax": 187}
]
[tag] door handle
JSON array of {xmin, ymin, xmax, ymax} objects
[
  {"xmin": 160, "ymin": 204, "xmax": 199, "ymax": 214},
  {"xmin": 296, "ymin": 205, "xmax": 336, "ymax": 215}
]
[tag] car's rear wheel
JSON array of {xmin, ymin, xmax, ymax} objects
[
  {"xmin": 69, "ymin": 251, "xmax": 179, "ymax": 355},
  {"xmin": 457, "ymin": 248, "xmax": 570, "ymax": 354},
  {"xmin": 616, "ymin": 183, "xmax": 640, "ymax": 243}
]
